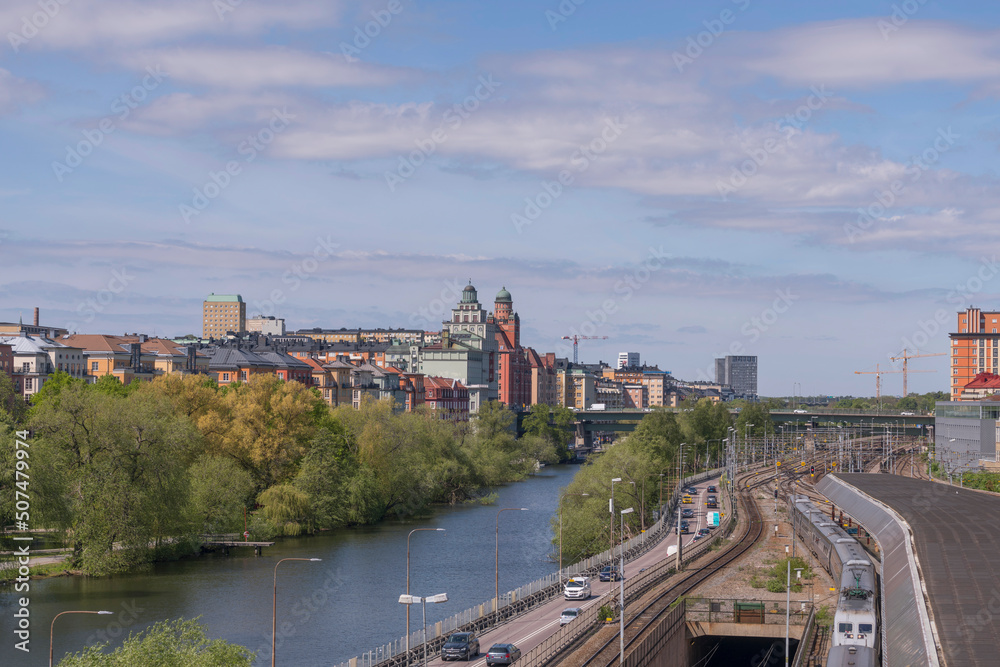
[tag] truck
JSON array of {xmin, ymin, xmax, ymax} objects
[
  {"xmin": 707, "ymin": 511, "xmax": 720, "ymax": 528},
  {"xmin": 589, "ymin": 403, "xmax": 606, "ymax": 411}
]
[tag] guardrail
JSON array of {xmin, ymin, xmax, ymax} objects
[{"xmin": 340, "ymin": 468, "xmax": 727, "ymax": 667}]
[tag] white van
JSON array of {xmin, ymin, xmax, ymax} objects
[{"xmin": 564, "ymin": 576, "xmax": 591, "ymax": 600}]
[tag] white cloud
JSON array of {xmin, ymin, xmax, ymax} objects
[{"xmin": 0, "ymin": 67, "xmax": 43, "ymax": 112}]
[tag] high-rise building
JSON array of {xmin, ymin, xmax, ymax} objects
[
  {"xmin": 441, "ymin": 282, "xmax": 498, "ymax": 403},
  {"xmin": 492, "ymin": 287, "xmax": 531, "ymax": 407},
  {"xmin": 203, "ymin": 294, "xmax": 246, "ymax": 339},
  {"xmin": 949, "ymin": 307, "xmax": 1000, "ymax": 400},
  {"xmin": 715, "ymin": 355, "xmax": 757, "ymax": 399},
  {"xmin": 618, "ymin": 352, "xmax": 640, "ymax": 369}
]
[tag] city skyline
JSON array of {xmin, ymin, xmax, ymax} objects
[{"xmin": 2, "ymin": 1, "xmax": 998, "ymax": 395}]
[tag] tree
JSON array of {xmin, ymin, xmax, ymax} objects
[
  {"xmin": 0, "ymin": 371, "xmax": 27, "ymax": 424},
  {"xmin": 58, "ymin": 617, "xmax": 255, "ymax": 666},
  {"xmin": 257, "ymin": 484, "xmax": 313, "ymax": 536},
  {"xmin": 30, "ymin": 385, "xmax": 199, "ymax": 574},
  {"xmin": 187, "ymin": 455, "xmax": 255, "ymax": 534},
  {"xmin": 521, "ymin": 404, "xmax": 574, "ymax": 462}
]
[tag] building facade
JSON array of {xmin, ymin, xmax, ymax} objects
[
  {"xmin": 491, "ymin": 287, "xmax": 531, "ymax": 408},
  {"xmin": 949, "ymin": 307, "xmax": 1000, "ymax": 400},
  {"xmin": 715, "ymin": 355, "xmax": 758, "ymax": 399},
  {"xmin": 617, "ymin": 352, "xmax": 640, "ymax": 369},
  {"xmin": 202, "ymin": 293, "xmax": 246, "ymax": 339},
  {"xmin": 248, "ymin": 316, "xmax": 286, "ymax": 336},
  {"xmin": 934, "ymin": 400, "xmax": 1000, "ymax": 471}
]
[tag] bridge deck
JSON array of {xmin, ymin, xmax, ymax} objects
[{"xmin": 833, "ymin": 474, "xmax": 1000, "ymax": 666}]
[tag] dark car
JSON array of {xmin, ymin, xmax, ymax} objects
[
  {"xmin": 685, "ymin": 486, "xmax": 698, "ymax": 494},
  {"xmin": 442, "ymin": 632, "xmax": 480, "ymax": 661},
  {"xmin": 698, "ymin": 528, "xmax": 710, "ymax": 536},
  {"xmin": 707, "ymin": 485, "xmax": 717, "ymax": 493},
  {"xmin": 681, "ymin": 508, "xmax": 694, "ymax": 518},
  {"xmin": 486, "ymin": 643, "xmax": 521, "ymax": 666},
  {"xmin": 599, "ymin": 565, "xmax": 624, "ymax": 581}
]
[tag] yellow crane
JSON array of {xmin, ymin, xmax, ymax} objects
[
  {"xmin": 890, "ymin": 348, "xmax": 945, "ymax": 397},
  {"xmin": 854, "ymin": 363, "xmax": 934, "ymax": 402}
]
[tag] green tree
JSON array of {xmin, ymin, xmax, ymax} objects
[
  {"xmin": 30, "ymin": 385, "xmax": 199, "ymax": 574},
  {"xmin": 0, "ymin": 371, "xmax": 28, "ymax": 423},
  {"xmin": 188, "ymin": 454, "xmax": 255, "ymax": 534},
  {"xmin": 257, "ymin": 484, "xmax": 313, "ymax": 536},
  {"xmin": 58, "ymin": 617, "xmax": 255, "ymax": 666}
]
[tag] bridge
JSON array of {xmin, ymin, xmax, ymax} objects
[{"xmin": 549, "ymin": 409, "xmax": 934, "ymax": 453}]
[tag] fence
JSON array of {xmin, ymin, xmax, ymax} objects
[{"xmin": 340, "ymin": 468, "xmax": 726, "ymax": 667}]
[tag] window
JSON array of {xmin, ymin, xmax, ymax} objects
[
  {"xmin": 838, "ymin": 623, "xmax": 853, "ymax": 633},
  {"xmin": 24, "ymin": 378, "xmax": 32, "ymax": 391},
  {"xmin": 241, "ymin": 371, "xmax": 248, "ymax": 381},
  {"xmin": 92, "ymin": 362, "xmax": 98, "ymax": 371},
  {"xmin": 859, "ymin": 624, "xmax": 873, "ymax": 633},
  {"xmin": 222, "ymin": 373, "xmax": 230, "ymax": 382}
]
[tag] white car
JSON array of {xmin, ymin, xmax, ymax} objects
[
  {"xmin": 900, "ymin": 411, "xmax": 915, "ymax": 416},
  {"xmin": 559, "ymin": 608, "xmax": 581, "ymax": 626},
  {"xmin": 563, "ymin": 577, "xmax": 591, "ymax": 600},
  {"xmin": 793, "ymin": 409, "xmax": 807, "ymax": 414}
]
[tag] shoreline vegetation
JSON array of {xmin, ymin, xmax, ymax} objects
[{"xmin": 0, "ymin": 371, "xmax": 574, "ymax": 578}]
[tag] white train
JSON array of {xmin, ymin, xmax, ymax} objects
[{"xmin": 788, "ymin": 496, "xmax": 879, "ymax": 665}]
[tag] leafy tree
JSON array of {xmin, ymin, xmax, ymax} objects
[
  {"xmin": 30, "ymin": 385, "xmax": 198, "ymax": 574},
  {"xmin": 294, "ymin": 424, "xmax": 356, "ymax": 528},
  {"xmin": 734, "ymin": 403, "xmax": 774, "ymax": 438},
  {"xmin": 0, "ymin": 371, "xmax": 27, "ymax": 423},
  {"xmin": 187, "ymin": 454, "xmax": 255, "ymax": 534},
  {"xmin": 522, "ymin": 404, "xmax": 575, "ymax": 462},
  {"xmin": 257, "ymin": 484, "xmax": 312, "ymax": 536},
  {"xmin": 58, "ymin": 617, "xmax": 255, "ymax": 666}
]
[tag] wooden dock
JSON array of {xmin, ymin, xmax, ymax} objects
[{"xmin": 201, "ymin": 535, "xmax": 275, "ymax": 556}]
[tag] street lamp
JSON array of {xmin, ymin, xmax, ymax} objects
[
  {"xmin": 399, "ymin": 593, "xmax": 448, "ymax": 667},
  {"xmin": 406, "ymin": 528, "xmax": 446, "ymax": 657},
  {"xmin": 676, "ymin": 443, "xmax": 685, "ymax": 571},
  {"xmin": 50, "ymin": 610, "xmax": 112, "ymax": 667},
  {"xmin": 787, "ymin": 566, "xmax": 803, "ymax": 667},
  {"xmin": 619, "ymin": 507, "xmax": 634, "ymax": 666},
  {"xmin": 273, "ymin": 557, "xmax": 321, "ymax": 667},
  {"xmin": 496, "ymin": 508, "xmax": 528, "ymax": 610},
  {"xmin": 559, "ymin": 493, "xmax": 589, "ymax": 582}
]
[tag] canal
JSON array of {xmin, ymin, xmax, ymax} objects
[{"xmin": 4, "ymin": 464, "xmax": 580, "ymax": 666}]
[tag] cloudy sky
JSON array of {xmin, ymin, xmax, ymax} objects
[{"xmin": 1, "ymin": 0, "xmax": 997, "ymax": 396}]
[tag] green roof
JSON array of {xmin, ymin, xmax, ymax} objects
[{"xmin": 205, "ymin": 294, "xmax": 244, "ymax": 303}]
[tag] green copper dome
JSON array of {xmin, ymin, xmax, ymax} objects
[{"xmin": 495, "ymin": 286, "xmax": 512, "ymax": 302}]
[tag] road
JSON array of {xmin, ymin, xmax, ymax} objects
[{"xmin": 425, "ymin": 476, "xmax": 723, "ymax": 666}]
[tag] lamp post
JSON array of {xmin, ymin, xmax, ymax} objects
[
  {"xmin": 495, "ymin": 508, "xmax": 528, "ymax": 610},
  {"xmin": 619, "ymin": 507, "xmax": 634, "ymax": 666},
  {"xmin": 50, "ymin": 610, "xmax": 113, "ymax": 667},
  {"xmin": 676, "ymin": 443, "xmax": 684, "ymax": 571},
  {"xmin": 559, "ymin": 493, "xmax": 589, "ymax": 582},
  {"xmin": 273, "ymin": 557, "xmax": 321, "ymax": 667},
  {"xmin": 399, "ymin": 593, "xmax": 448, "ymax": 667},
  {"xmin": 406, "ymin": 528, "xmax": 446, "ymax": 658},
  {"xmin": 784, "ymin": 547, "xmax": 790, "ymax": 667}
]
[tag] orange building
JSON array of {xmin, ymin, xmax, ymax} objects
[
  {"xmin": 491, "ymin": 287, "xmax": 531, "ymax": 407},
  {"xmin": 950, "ymin": 307, "xmax": 1000, "ymax": 400},
  {"xmin": 424, "ymin": 376, "xmax": 470, "ymax": 420}
]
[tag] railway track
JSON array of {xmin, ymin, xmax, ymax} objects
[{"xmin": 574, "ymin": 472, "xmax": 768, "ymax": 667}]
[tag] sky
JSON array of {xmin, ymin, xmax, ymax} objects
[{"xmin": 1, "ymin": 0, "xmax": 998, "ymax": 397}]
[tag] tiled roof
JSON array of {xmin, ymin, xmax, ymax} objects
[
  {"xmin": 255, "ymin": 350, "xmax": 312, "ymax": 369},
  {"xmin": 0, "ymin": 335, "xmax": 71, "ymax": 354},
  {"xmin": 207, "ymin": 348, "xmax": 273, "ymax": 369}
]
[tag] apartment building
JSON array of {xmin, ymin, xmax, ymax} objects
[
  {"xmin": 202, "ymin": 294, "xmax": 246, "ymax": 339},
  {"xmin": 715, "ymin": 355, "xmax": 758, "ymax": 399},
  {"xmin": 950, "ymin": 307, "xmax": 1000, "ymax": 400},
  {"xmin": 0, "ymin": 335, "xmax": 85, "ymax": 399}
]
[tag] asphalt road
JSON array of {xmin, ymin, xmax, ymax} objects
[{"xmin": 427, "ymin": 477, "xmax": 722, "ymax": 666}]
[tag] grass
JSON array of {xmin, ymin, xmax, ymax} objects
[{"xmin": 0, "ymin": 558, "xmax": 75, "ymax": 582}]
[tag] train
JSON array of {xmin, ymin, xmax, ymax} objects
[{"xmin": 788, "ymin": 495, "xmax": 879, "ymax": 666}]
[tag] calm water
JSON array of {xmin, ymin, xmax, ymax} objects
[{"xmin": 2, "ymin": 465, "xmax": 580, "ymax": 666}]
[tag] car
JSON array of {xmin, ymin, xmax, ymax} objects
[
  {"xmin": 707, "ymin": 485, "xmax": 717, "ymax": 493},
  {"xmin": 685, "ymin": 486, "xmax": 698, "ymax": 494},
  {"xmin": 693, "ymin": 532, "xmax": 703, "ymax": 540},
  {"xmin": 486, "ymin": 644, "xmax": 521, "ymax": 666},
  {"xmin": 559, "ymin": 607, "xmax": 581, "ymax": 626},
  {"xmin": 698, "ymin": 528, "xmax": 710, "ymax": 536},
  {"xmin": 563, "ymin": 576, "xmax": 591, "ymax": 600},
  {"xmin": 681, "ymin": 508, "xmax": 694, "ymax": 518},
  {"xmin": 599, "ymin": 565, "xmax": 624, "ymax": 581},
  {"xmin": 441, "ymin": 632, "xmax": 480, "ymax": 661},
  {"xmin": 793, "ymin": 409, "xmax": 807, "ymax": 414},
  {"xmin": 900, "ymin": 411, "xmax": 915, "ymax": 416}
]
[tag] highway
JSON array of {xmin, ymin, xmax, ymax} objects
[{"xmin": 423, "ymin": 477, "xmax": 723, "ymax": 666}]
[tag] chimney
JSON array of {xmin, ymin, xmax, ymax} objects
[{"xmin": 33, "ymin": 307, "xmax": 39, "ymax": 327}]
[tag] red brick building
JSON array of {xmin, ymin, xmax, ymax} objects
[
  {"xmin": 491, "ymin": 287, "xmax": 532, "ymax": 408},
  {"xmin": 424, "ymin": 376, "xmax": 470, "ymax": 420}
]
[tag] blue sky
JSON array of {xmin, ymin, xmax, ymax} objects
[{"xmin": 2, "ymin": 0, "xmax": 998, "ymax": 396}]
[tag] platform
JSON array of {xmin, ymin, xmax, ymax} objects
[{"xmin": 823, "ymin": 474, "xmax": 1000, "ymax": 666}]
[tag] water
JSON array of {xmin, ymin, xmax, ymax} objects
[{"xmin": 2, "ymin": 464, "xmax": 580, "ymax": 667}]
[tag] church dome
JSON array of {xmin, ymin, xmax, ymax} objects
[{"xmin": 495, "ymin": 286, "xmax": 512, "ymax": 303}]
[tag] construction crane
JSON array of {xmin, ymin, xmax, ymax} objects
[
  {"xmin": 890, "ymin": 348, "xmax": 945, "ymax": 397},
  {"xmin": 854, "ymin": 363, "xmax": 934, "ymax": 403},
  {"xmin": 561, "ymin": 335, "xmax": 608, "ymax": 364}
]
